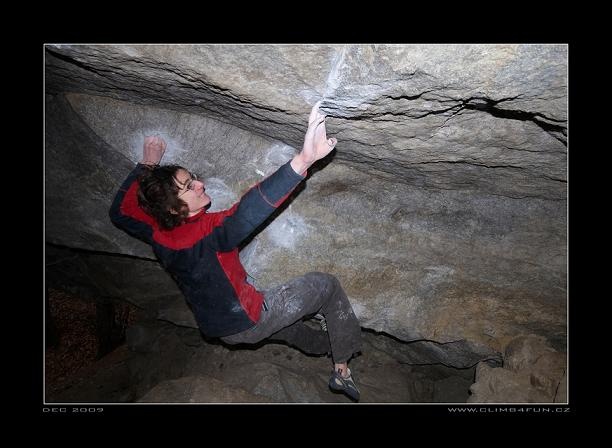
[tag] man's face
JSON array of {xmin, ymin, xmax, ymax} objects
[{"xmin": 174, "ymin": 168, "xmax": 211, "ymax": 216}]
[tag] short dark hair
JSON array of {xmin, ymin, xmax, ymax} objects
[{"xmin": 137, "ymin": 165, "xmax": 189, "ymax": 230}]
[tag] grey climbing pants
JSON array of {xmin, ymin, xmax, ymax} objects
[{"xmin": 221, "ymin": 272, "xmax": 362, "ymax": 364}]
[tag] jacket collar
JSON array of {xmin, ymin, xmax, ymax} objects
[{"xmin": 184, "ymin": 208, "xmax": 207, "ymax": 223}]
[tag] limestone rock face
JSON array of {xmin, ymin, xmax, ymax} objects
[
  {"xmin": 45, "ymin": 44, "xmax": 567, "ymax": 367},
  {"xmin": 468, "ymin": 335, "xmax": 566, "ymax": 403},
  {"xmin": 46, "ymin": 44, "xmax": 566, "ymax": 200}
]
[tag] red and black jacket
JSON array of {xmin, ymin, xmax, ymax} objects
[{"xmin": 109, "ymin": 161, "xmax": 306, "ymax": 337}]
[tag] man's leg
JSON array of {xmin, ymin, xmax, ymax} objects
[
  {"xmin": 268, "ymin": 319, "xmax": 330, "ymax": 355},
  {"xmin": 221, "ymin": 272, "xmax": 361, "ymax": 364}
]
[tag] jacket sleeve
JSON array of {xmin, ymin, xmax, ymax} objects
[
  {"xmin": 206, "ymin": 161, "xmax": 306, "ymax": 252},
  {"xmin": 109, "ymin": 164, "xmax": 156, "ymax": 244}
]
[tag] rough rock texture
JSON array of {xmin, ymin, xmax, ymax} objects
[
  {"xmin": 45, "ymin": 44, "xmax": 566, "ymax": 200},
  {"xmin": 138, "ymin": 376, "xmax": 268, "ymax": 403},
  {"xmin": 467, "ymin": 334, "xmax": 567, "ymax": 403},
  {"xmin": 47, "ymin": 318, "xmax": 474, "ymax": 403},
  {"xmin": 45, "ymin": 44, "xmax": 567, "ymax": 371}
]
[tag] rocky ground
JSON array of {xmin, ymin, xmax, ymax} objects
[{"xmin": 45, "ymin": 288, "xmax": 475, "ymax": 404}]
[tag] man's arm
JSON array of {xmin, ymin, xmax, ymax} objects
[
  {"xmin": 108, "ymin": 136, "xmax": 167, "ymax": 243},
  {"xmin": 109, "ymin": 164, "xmax": 156, "ymax": 243},
  {"xmin": 206, "ymin": 101, "xmax": 337, "ymax": 252}
]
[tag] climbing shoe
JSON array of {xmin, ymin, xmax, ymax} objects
[
  {"xmin": 328, "ymin": 368, "xmax": 360, "ymax": 401},
  {"xmin": 313, "ymin": 313, "xmax": 328, "ymax": 332}
]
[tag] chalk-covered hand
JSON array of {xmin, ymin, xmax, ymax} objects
[
  {"xmin": 291, "ymin": 101, "xmax": 337, "ymax": 174},
  {"xmin": 141, "ymin": 135, "xmax": 166, "ymax": 166}
]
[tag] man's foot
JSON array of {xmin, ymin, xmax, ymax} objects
[{"xmin": 328, "ymin": 368, "xmax": 360, "ymax": 401}]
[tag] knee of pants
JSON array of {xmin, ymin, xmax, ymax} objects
[{"xmin": 305, "ymin": 271, "xmax": 340, "ymax": 291}]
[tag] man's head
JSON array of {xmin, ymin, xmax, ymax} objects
[{"xmin": 138, "ymin": 165, "xmax": 211, "ymax": 230}]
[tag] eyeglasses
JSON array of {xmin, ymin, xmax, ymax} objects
[{"xmin": 177, "ymin": 172, "xmax": 198, "ymax": 197}]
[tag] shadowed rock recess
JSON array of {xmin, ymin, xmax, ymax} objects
[{"xmin": 45, "ymin": 44, "xmax": 567, "ymax": 403}]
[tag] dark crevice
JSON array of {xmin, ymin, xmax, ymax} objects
[
  {"xmin": 361, "ymin": 328, "xmax": 502, "ymax": 369},
  {"xmin": 383, "ymin": 91, "xmax": 434, "ymax": 101},
  {"xmin": 397, "ymin": 358, "xmax": 500, "ymax": 370},
  {"xmin": 553, "ymin": 369, "xmax": 565, "ymax": 402},
  {"xmin": 462, "ymin": 97, "xmax": 567, "ymax": 146},
  {"xmin": 46, "ymin": 48, "xmax": 102, "ymax": 76},
  {"xmin": 46, "ymin": 241, "xmax": 157, "ymax": 263},
  {"xmin": 95, "ymin": 296, "xmax": 131, "ymax": 359},
  {"xmin": 325, "ymin": 94, "xmax": 566, "ymax": 146},
  {"xmin": 362, "ymin": 327, "xmax": 470, "ymax": 347}
]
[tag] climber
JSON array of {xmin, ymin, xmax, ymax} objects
[{"xmin": 109, "ymin": 101, "xmax": 362, "ymax": 401}]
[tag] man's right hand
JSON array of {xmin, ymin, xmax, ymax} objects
[
  {"xmin": 141, "ymin": 135, "xmax": 167, "ymax": 165},
  {"xmin": 291, "ymin": 101, "xmax": 338, "ymax": 174}
]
